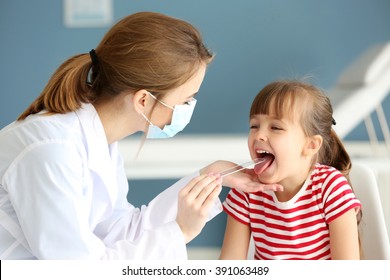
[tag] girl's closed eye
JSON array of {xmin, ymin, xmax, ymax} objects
[
  {"xmin": 270, "ymin": 123, "xmax": 285, "ymax": 131},
  {"xmin": 250, "ymin": 123, "xmax": 259, "ymax": 129}
]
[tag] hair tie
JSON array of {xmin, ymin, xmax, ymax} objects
[
  {"xmin": 89, "ymin": 49, "xmax": 99, "ymax": 66},
  {"xmin": 332, "ymin": 118, "xmax": 336, "ymax": 125}
]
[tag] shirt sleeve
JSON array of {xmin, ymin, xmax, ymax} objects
[
  {"xmin": 222, "ymin": 188, "xmax": 251, "ymax": 225},
  {"xmin": 322, "ymin": 169, "xmax": 362, "ymax": 224}
]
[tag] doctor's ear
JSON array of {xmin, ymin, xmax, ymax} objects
[
  {"xmin": 303, "ymin": 135, "xmax": 323, "ymax": 157},
  {"xmin": 132, "ymin": 90, "xmax": 152, "ymax": 113}
]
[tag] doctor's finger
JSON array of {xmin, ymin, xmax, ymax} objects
[
  {"xmin": 180, "ymin": 174, "xmax": 209, "ymax": 196},
  {"xmin": 192, "ymin": 178, "xmax": 222, "ymax": 206},
  {"xmin": 198, "ymin": 184, "xmax": 222, "ymax": 210},
  {"xmin": 179, "ymin": 175, "xmax": 214, "ymax": 204},
  {"xmin": 186, "ymin": 174, "xmax": 221, "ymax": 200},
  {"xmin": 186, "ymin": 183, "xmax": 222, "ymax": 222}
]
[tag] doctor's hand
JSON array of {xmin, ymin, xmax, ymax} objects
[
  {"xmin": 176, "ymin": 174, "xmax": 222, "ymax": 244},
  {"xmin": 201, "ymin": 160, "xmax": 283, "ymax": 193}
]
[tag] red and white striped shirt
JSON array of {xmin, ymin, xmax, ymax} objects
[{"xmin": 223, "ymin": 164, "xmax": 361, "ymax": 260}]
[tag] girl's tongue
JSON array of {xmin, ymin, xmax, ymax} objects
[{"xmin": 254, "ymin": 154, "xmax": 274, "ymax": 174}]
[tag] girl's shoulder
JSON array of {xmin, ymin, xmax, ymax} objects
[
  {"xmin": 308, "ymin": 164, "xmax": 349, "ymax": 193},
  {"xmin": 313, "ymin": 163, "xmax": 339, "ymax": 173},
  {"xmin": 311, "ymin": 163, "xmax": 345, "ymax": 180}
]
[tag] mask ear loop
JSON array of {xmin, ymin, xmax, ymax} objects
[
  {"xmin": 146, "ymin": 92, "xmax": 174, "ymax": 110},
  {"xmin": 137, "ymin": 91, "xmax": 163, "ymax": 158},
  {"xmin": 141, "ymin": 113, "xmax": 154, "ymax": 126},
  {"xmin": 140, "ymin": 92, "xmax": 160, "ymax": 127},
  {"xmin": 142, "ymin": 91, "xmax": 174, "ymax": 130}
]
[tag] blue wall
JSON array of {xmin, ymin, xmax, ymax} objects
[
  {"xmin": 1, "ymin": 0, "xmax": 390, "ymax": 248},
  {"xmin": 1, "ymin": 0, "xmax": 390, "ymax": 138}
]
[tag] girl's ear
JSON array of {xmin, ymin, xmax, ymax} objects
[{"xmin": 303, "ymin": 135, "xmax": 323, "ymax": 157}]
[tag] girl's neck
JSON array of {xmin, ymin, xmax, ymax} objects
[{"xmin": 274, "ymin": 165, "xmax": 313, "ymax": 202}]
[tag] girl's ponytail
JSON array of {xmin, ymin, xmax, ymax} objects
[{"xmin": 326, "ymin": 129, "xmax": 352, "ymax": 181}]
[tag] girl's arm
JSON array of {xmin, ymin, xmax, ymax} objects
[
  {"xmin": 219, "ymin": 215, "xmax": 251, "ymax": 260},
  {"xmin": 328, "ymin": 208, "xmax": 360, "ymax": 259}
]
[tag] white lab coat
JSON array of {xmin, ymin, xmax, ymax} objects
[{"xmin": 0, "ymin": 103, "xmax": 222, "ymax": 259}]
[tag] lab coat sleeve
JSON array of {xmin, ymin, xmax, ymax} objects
[
  {"xmin": 138, "ymin": 171, "xmax": 223, "ymax": 229},
  {"xmin": 4, "ymin": 141, "xmax": 222, "ymax": 259},
  {"xmin": 95, "ymin": 170, "xmax": 223, "ymax": 259}
]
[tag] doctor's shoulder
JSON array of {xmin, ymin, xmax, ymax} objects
[
  {"xmin": 0, "ymin": 111, "xmax": 85, "ymax": 161},
  {"xmin": 1, "ymin": 111, "xmax": 82, "ymax": 143},
  {"xmin": 0, "ymin": 110, "xmax": 88, "ymax": 185}
]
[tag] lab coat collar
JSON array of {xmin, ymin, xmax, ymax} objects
[{"xmin": 75, "ymin": 103, "xmax": 118, "ymax": 207}]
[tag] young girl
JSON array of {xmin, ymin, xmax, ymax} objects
[{"xmin": 220, "ymin": 80, "xmax": 362, "ymax": 260}]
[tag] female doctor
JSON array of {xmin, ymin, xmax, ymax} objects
[{"xmin": 0, "ymin": 12, "xmax": 281, "ymax": 259}]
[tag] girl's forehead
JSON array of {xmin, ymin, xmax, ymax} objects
[
  {"xmin": 266, "ymin": 97, "xmax": 303, "ymax": 121},
  {"xmin": 250, "ymin": 112, "xmax": 299, "ymax": 126},
  {"xmin": 250, "ymin": 86, "xmax": 312, "ymax": 123}
]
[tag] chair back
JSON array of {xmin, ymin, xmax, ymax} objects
[{"xmin": 350, "ymin": 163, "xmax": 390, "ymax": 259}]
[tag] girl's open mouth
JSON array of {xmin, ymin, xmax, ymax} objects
[{"xmin": 254, "ymin": 150, "xmax": 274, "ymax": 174}]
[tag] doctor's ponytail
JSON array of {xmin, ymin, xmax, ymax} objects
[
  {"xmin": 18, "ymin": 54, "xmax": 93, "ymax": 120},
  {"xmin": 18, "ymin": 12, "xmax": 213, "ymax": 120}
]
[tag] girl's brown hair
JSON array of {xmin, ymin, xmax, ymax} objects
[{"xmin": 18, "ymin": 12, "xmax": 214, "ymax": 120}]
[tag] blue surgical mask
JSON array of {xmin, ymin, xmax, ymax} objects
[{"xmin": 141, "ymin": 92, "xmax": 197, "ymax": 139}]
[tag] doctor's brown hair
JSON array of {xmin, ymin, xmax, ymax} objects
[
  {"xmin": 250, "ymin": 80, "xmax": 363, "ymax": 257},
  {"xmin": 18, "ymin": 12, "xmax": 214, "ymax": 120}
]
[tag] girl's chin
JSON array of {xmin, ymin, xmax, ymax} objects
[{"xmin": 257, "ymin": 174, "xmax": 277, "ymax": 185}]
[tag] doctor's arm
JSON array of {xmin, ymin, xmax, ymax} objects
[
  {"xmin": 95, "ymin": 163, "xmax": 223, "ymax": 259},
  {"xmin": 6, "ymin": 143, "xmax": 193, "ymax": 259}
]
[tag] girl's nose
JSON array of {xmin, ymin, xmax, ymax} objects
[{"xmin": 256, "ymin": 129, "xmax": 267, "ymax": 141}]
